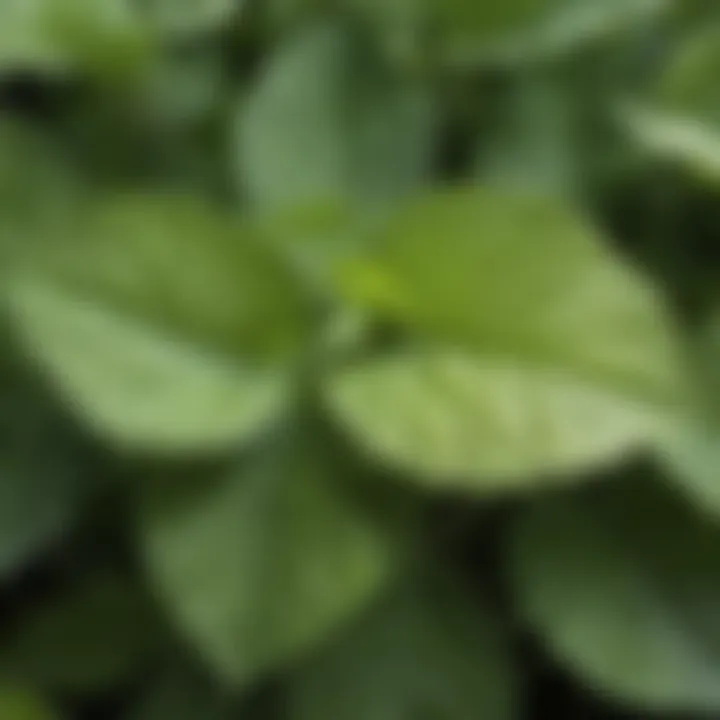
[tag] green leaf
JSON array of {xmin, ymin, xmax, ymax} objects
[
  {"xmin": 0, "ymin": 122, "xmax": 84, "ymax": 253},
  {"xmin": 474, "ymin": 70, "xmax": 581, "ymax": 197},
  {"xmin": 512, "ymin": 480, "xmax": 720, "ymax": 712},
  {"xmin": 288, "ymin": 573, "xmax": 517, "ymax": 720},
  {"xmin": 3, "ymin": 193, "xmax": 313, "ymax": 455},
  {"xmin": 260, "ymin": 0, "xmax": 328, "ymax": 33},
  {"xmin": 354, "ymin": 0, "xmax": 671, "ymax": 68},
  {"xmin": 0, "ymin": 0, "xmax": 155, "ymax": 77},
  {"xmin": 139, "ymin": 436, "xmax": 400, "ymax": 686},
  {"xmin": 622, "ymin": 24, "xmax": 720, "ymax": 183},
  {"xmin": 127, "ymin": 667, "xmax": 232, "ymax": 720},
  {"xmin": 0, "ymin": 341, "xmax": 85, "ymax": 578},
  {"xmin": 325, "ymin": 187, "xmax": 683, "ymax": 491},
  {"xmin": 661, "ymin": 422, "xmax": 720, "ymax": 517},
  {"xmin": 235, "ymin": 22, "xmax": 436, "ymax": 213},
  {"xmin": 141, "ymin": 0, "xmax": 241, "ymax": 36},
  {"xmin": 327, "ymin": 349, "xmax": 678, "ymax": 492},
  {"xmin": 0, "ymin": 1, "xmax": 61, "ymax": 71},
  {"xmin": 656, "ymin": 310, "xmax": 720, "ymax": 517},
  {"xmin": 0, "ymin": 686, "xmax": 56, "ymax": 720},
  {"xmin": 621, "ymin": 109, "xmax": 720, "ymax": 186},
  {"xmin": 1, "ymin": 574, "xmax": 169, "ymax": 692}
]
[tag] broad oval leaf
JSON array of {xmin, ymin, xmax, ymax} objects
[
  {"xmin": 3, "ymin": 193, "xmax": 314, "ymax": 455},
  {"xmin": 325, "ymin": 187, "xmax": 684, "ymax": 491},
  {"xmin": 327, "ymin": 349, "xmax": 675, "ymax": 491},
  {"xmin": 289, "ymin": 573, "xmax": 517, "ymax": 720},
  {"xmin": 512, "ymin": 480, "xmax": 720, "ymax": 712},
  {"xmin": 235, "ymin": 22, "xmax": 436, "ymax": 213},
  {"xmin": 139, "ymin": 438, "xmax": 399, "ymax": 686}
]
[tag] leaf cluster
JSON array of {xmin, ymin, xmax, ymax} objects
[{"xmin": 2, "ymin": 1, "xmax": 720, "ymax": 718}]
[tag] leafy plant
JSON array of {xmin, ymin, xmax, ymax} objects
[{"xmin": 2, "ymin": 1, "xmax": 720, "ymax": 718}]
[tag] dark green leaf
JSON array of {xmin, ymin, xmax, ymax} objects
[
  {"xmin": 289, "ymin": 573, "xmax": 517, "ymax": 720},
  {"xmin": 0, "ymin": 342, "xmax": 84, "ymax": 578},
  {"xmin": 512, "ymin": 480, "xmax": 720, "ymax": 711},
  {"xmin": 2, "ymin": 574, "xmax": 169, "ymax": 692},
  {"xmin": 474, "ymin": 70, "xmax": 581, "ymax": 196},
  {"xmin": 127, "ymin": 666, "xmax": 232, "ymax": 720}
]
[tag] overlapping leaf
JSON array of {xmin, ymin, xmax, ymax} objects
[
  {"xmin": 326, "ymin": 187, "xmax": 683, "ymax": 491},
  {"xmin": 623, "ymin": 24, "xmax": 720, "ymax": 182},
  {"xmin": 0, "ymin": 0, "xmax": 155, "ymax": 76},
  {"xmin": 3, "ymin": 193, "xmax": 314, "ymax": 454},
  {"xmin": 512, "ymin": 480, "xmax": 720, "ymax": 711},
  {"xmin": 235, "ymin": 21, "xmax": 436, "ymax": 213},
  {"xmin": 353, "ymin": 0, "xmax": 671, "ymax": 67},
  {"xmin": 289, "ymin": 573, "xmax": 517, "ymax": 720},
  {"xmin": 139, "ymin": 436, "xmax": 400, "ymax": 685},
  {"xmin": 0, "ymin": 0, "xmax": 240, "ymax": 75}
]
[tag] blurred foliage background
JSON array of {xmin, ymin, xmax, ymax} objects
[{"xmin": 3, "ymin": 1, "xmax": 720, "ymax": 718}]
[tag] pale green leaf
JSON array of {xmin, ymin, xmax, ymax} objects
[
  {"xmin": 661, "ymin": 422, "xmax": 720, "ymax": 517},
  {"xmin": 327, "ymin": 349, "xmax": 675, "ymax": 492},
  {"xmin": 3, "ymin": 193, "xmax": 313, "ymax": 455},
  {"xmin": 622, "ymin": 106, "xmax": 720, "ymax": 184},
  {"xmin": 289, "ymin": 574, "xmax": 516, "ymax": 720},
  {"xmin": 512, "ymin": 481, "xmax": 720, "ymax": 712},
  {"xmin": 325, "ymin": 188, "xmax": 684, "ymax": 490},
  {"xmin": 0, "ymin": 0, "xmax": 63, "ymax": 70},
  {"xmin": 0, "ymin": 0, "xmax": 155, "ymax": 76},
  {"xmin": 235, "ymin": 22, "xmax": 436, "ymax": 213},
  {"xmin": 142, "ymin": 0, "xmax": 241, "ymax": 36},
  {"xmin": 139, "ymin": 437, "xmax": 399, "ymax": 685},
  {"xmin": 622, "ymin": 24, "xmax": 720, "ymax": 182}
]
